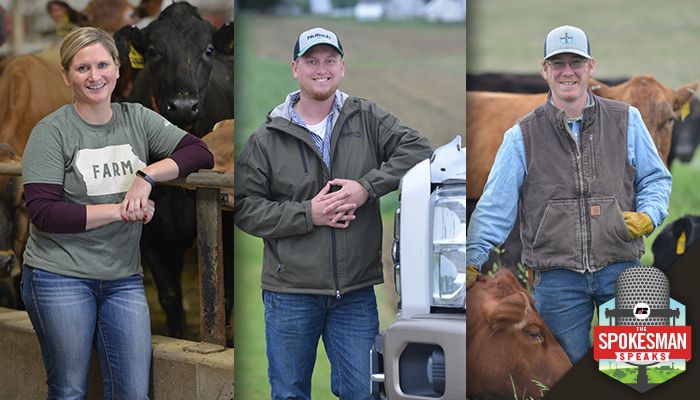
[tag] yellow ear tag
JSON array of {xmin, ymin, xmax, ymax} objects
[
  {"xmin": 129, "ymin": 43, "xmax": 145, "ymax": 70},
  {"xmin": 680, "ymin": 101, "xmax": 691, "ymax": 122},
  {"xmin": 676, "ymin": 231, "xmax": 687, "ymax": 255}
]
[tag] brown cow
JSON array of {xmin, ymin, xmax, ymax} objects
[
  {"xmin": 467, "ymin": 75, "xmax": 698, "ymax": 199},
  {"xmin": 47, "ymin": 0, "xmax": 141, "ymax": 35},
  {"xmin": 0, "ymin": 55, "xmax": 72, "ymax": 155},
  {"xmin": 82, "ymin": 0, "xmax": 139, "ymax": 33},
  {"xmin": 467, "ymin": 269, "xmax": 572, "ymax": 400},
  {"xmin": 202, "ymin": 119, "xmax": 234, "ymax": 207},
  {"xmin": 0, "ymin": 145, "xmax": 28, "ymax": 309}
]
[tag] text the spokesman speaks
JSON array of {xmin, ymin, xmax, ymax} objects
[{"xmin": 594, "ymin": 326, "xmax": 692, "ymax": 362}]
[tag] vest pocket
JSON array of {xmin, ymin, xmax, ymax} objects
[
  {"xmin": 531, "ymin": 199, "xmax": 580, "ymax": 268},
  {"xmin": 589, "ymin": 197, "xmax": 641, "ymax": 266}
]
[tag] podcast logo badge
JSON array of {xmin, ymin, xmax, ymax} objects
[{"xmin": 593, "ymin": 266, "xmax": 692, "ymax": 393}]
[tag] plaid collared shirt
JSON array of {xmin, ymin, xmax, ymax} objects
[{"xmin": 288, "ymin": 92, "xmax": 341, "ymax": 168}]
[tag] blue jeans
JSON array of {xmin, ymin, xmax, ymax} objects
[
  {"xmin": 263, "ymin": 287, "xmax": 379, "ymax": 400},
  {"xmin": 21, "ymin": 266, "xmax": 152, "ymax": 400},
  {"xmin": 532, "ymin": 260, "xmax": 640, "ymax": 364}
]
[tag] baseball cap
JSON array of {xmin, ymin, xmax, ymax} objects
[
  {"xmin": 293, "ymin": 27, "xmax": 344, "ymax": 60},
  {"xmin": 544, "ymin": 25, "xmax": 591, "ymax": 60}
]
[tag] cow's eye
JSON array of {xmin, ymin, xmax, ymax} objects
[
  {"xmin": 204, "ymin": 45, "xmax": 214, "ymax": 57},
  {"xmin": 524, "ymin": 328, "xmax": 544, "ymax": 344},
  {"xmin": 662, "ymin": 116, "xmax": 675, "ymax": 127},
  {"xmin": 146, "ymin": 46, "xmax": 159, "ymax": 59}
]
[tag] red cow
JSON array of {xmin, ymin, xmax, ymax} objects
[{"xmin": 467, "ymin": 270, "xmax": 572, "ymax": 399}]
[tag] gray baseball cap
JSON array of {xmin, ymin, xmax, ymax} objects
[
  {"xmin": 544, "ymin": 25, "xmax": 591, "ymax": 59},
  {"xmin": 293, "ymin": 27, "xmax": 344, "ymax": 60}
]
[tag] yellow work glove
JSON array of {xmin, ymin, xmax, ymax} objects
[
  {"xmin": 623, "ymin": 211, "xmax": 653, "ymax": 239},
  {"xmin": 467, "ymin": 265, "xmax": 480, "ymax": 289}
]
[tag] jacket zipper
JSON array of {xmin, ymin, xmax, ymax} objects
[
  {"xmin": 565, "ymin": 121, "xmax": 590, "ymax": 272},
  {"xmin": 327, "ymin": 108, "xmax": 359, "ymax": 300},
  {"xmin": 331, "ymin": 230, "xmax": 341, "ymax": 299}
]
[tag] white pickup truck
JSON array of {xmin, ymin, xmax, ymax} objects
[{"xmin": 370, "ymin": 136, "xmax": 467, "ymax": 399}]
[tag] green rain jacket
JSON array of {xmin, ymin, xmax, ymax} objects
[{"xmin": 234, "ymin": 91, "xmax": 432, "ymax": 296}]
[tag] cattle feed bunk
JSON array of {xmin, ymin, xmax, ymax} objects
[{"xmin": 0, "ymin": 162, "xmax": 234, "ymax": 400}]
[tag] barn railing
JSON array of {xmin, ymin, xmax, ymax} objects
[{"xmin": 0, "ymin": 162, "xmax": 232, "ymax": 350}]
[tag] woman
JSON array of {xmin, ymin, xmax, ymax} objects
[{"xmin": 20, "ymin": 27, "xmax": 213, "ymax": 399}]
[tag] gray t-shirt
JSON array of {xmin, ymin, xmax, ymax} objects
[{"xmin": 22, "ymin": 102, "xmax": 186, "ymax": 280}]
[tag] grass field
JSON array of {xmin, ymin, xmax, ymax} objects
[
  {"xmin": 467, "ymin": 0, "xmax": 700, "ymax": 265},
  {"xmin": 233, "ymin": 12, "xmax": 465, "ymax": 399}
]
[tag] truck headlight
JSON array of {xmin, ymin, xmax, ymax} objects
[
  {"xmin": 392, "ymin": 208, "xmax": 401, "ymax": 296},
  {"xmin": 431, "ymin": 183, "xmax": 466, "ymax": 308}
]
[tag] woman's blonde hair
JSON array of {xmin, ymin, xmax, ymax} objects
[{"xmin": 60, "ymin": 26, "xmax": 120, "ymax": 71}]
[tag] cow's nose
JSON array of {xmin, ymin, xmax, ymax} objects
[
  {"xmin": 676, "ymin": 144, "xmax": 695, "ymax": 162},
  {"xmin": 165, "ymin": 97, "xmax": 199, "ymax": 124}
]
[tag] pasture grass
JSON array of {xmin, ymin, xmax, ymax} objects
[{"xmin": 234, "ymin": 12, "xmax": 465, "ymax": 399}]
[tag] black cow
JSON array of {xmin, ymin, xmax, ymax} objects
[
  {"xmin": 466, "ymin": 72, "xmax": 627, "ymax": 93},
  {"xmin": 668, "ymin": 97, "xmax": 700, "ymax": 164},
  {"xmin": 467, "ymin": 72, "xmax": 700, "ymax": 165},
  {"xmin": 119, "ymin": 3, "xmax": 233, "ymax": 136},
  {"xmin": 652, "ymin": 215, "xmax": 700, "ymax": 273},
  {"xmin": 115, "ymin": 2, "xmax": 234, "ymax": 339}
]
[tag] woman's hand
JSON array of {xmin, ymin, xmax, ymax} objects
[
  {"xmin": 120, "ymin": 177, "xmax": 153, "ymax": 222},
  {"xmin": 142, "ymin": 199, "xmax": 156, "ymax": 224}
]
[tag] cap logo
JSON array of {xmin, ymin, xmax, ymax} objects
[
  {"xmin": 307, "ymin": 32, "xmax": 332, "ymax": 41},
  {"xmin": 560, "ymin": 32, "xmax": 574, "ymax": 45}
]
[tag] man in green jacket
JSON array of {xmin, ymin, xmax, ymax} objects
[{"xmin": 234, "ymin": 27, "xmax": 432, "ymax": 400}]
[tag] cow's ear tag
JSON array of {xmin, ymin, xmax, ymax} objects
[
  {"xmin": 676, "ymin": 231, "xmax": 687, "ymax": 255},
  {"xmin": 680, "ymin": 101, "xmax": 691, "ymax": 122},
  {"xmin": 129, "ymin": 43, "xmax": 145, "ymax": 70}
]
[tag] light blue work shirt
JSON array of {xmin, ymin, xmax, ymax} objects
[{"xmin": 466, "ymin": 105, "xmax": 672, "ymax": 269}]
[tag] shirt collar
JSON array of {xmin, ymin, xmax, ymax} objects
[{"xmin": 288, "ymin": 92, "xmax": 342, "ymax": 128}]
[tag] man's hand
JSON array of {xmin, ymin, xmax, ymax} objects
[
  {"xmin": 467, "ymin": 265, "xmax": 480, "ymax": 289},
  {"xmin": 311, "ymin": 183, "xmax": 357, "ymax": 228},
  {"xmin": 623, "ymin": 211, "xmax": 653, "ymax": 239},
  {"xmin": 325, "ymin": 178, "xmax": 369, "ymax": 214}
]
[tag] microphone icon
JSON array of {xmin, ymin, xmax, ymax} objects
[{"xmin": 603, "ymin": 266, "xmax": 681, "ymax": 392}]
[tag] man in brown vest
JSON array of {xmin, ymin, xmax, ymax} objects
[{"xmin": 465, "ymin": 25, "xmax": 672, "ymax": 363}]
